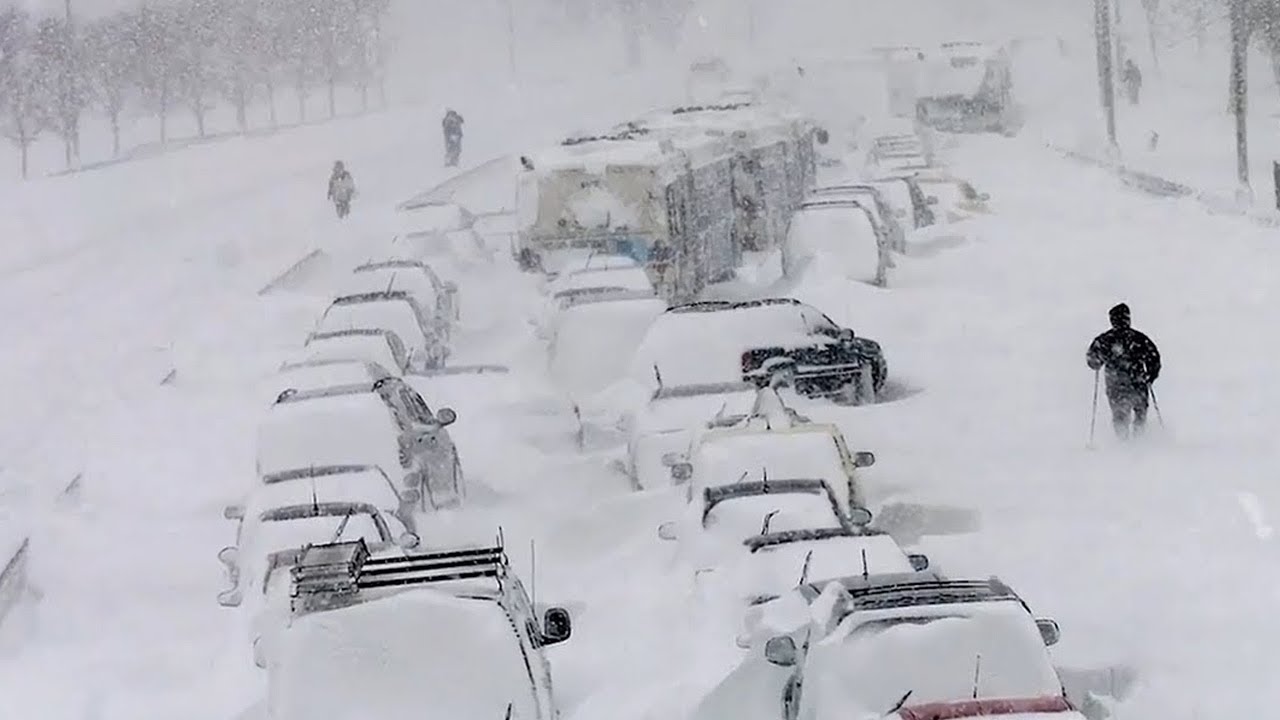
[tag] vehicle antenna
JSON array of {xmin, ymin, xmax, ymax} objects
[
  {"xmin": 971, "ymin": 653, "xmax": 982, "ymax": 699},
  {"xmin": 384, "ymin": 273, "xmax": 396, "ymax": 294},
  {"xmin": 761, "ymin": 467, "xmax": 768, "ymax": 492},
  {"xmin": 653, "ymin": 364, "xmax": 663, "ymax": 389},
  {"xmin": 798, "ymin": 549, "xmax": 814, "ymax": 586},
  {"xmin": 505, "ymin": 704, "xmax": 513, "ymax": 720},
  {"xmin": 530, "ymin": 538, "xmax": 537, "ymax": 609},
  {"xmin": 310, "ymin": 471, "xmax": 320, "ymax": 514},
  {"xmin": 861, "ymin": 548, "xmax": 869, "ymax": 580}
]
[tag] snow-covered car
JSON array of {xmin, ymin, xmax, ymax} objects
[
  {"xmin": 269, "ymin": 539, "xmax": 572, "ymax": 720},
  {"xmin": 256, "ymin": 378, "xmax": 462, "ymax": 511},
  {"xmin": 547, "ymin": 265, "xmax": 656, "ymax": 297},
  {"xmin": 866, "ymin": 176, "xmax": 937, "ymax": 230},
  {"xmin": 630, "ymin": 298, "xmax": 887, "ymax": 404},
  {"xmin": 337, "ymin": 268, "xmax": 454, "ymax": 346},
  {"xmin": 914, "ymin": 174, "xmax": 992, "ymax": 223},
  {"xmin": 866, "ymin": 134, "xmax": 933, "ymax": 173},
  {"xmin": 217, "ymin": 468, "xmax": 421, "ymax": 609},
  {"xmin": 547, "ymin": 290, "xmax": 668, "ymax": 398},
  {"xmin": 666, "ymin": 420, "xmax": 876, "ymax": 522},
  {"xmin": 657, "ymin": 479, "xmax": 874, "ymax": 572},
  {"xmin": 315, "ymin": 291, "xmax": 448, "ymax": 370},
  {"xmin": 271, "ymin": 359, "xmax": 394, "ymax": 401},
  {"xmin": 807, "ymin": 184, "xmax": 907, "ymax": 253},
  {"xmin": 786, "ymin": 199, "xmax": 891, "ymax": 285},
  {"xmin": 353, "ymin": 258, "xmax": 460, "ymax": 323},
  {"xmin": 621, "ymin": 380, "xmax": 760, "ymax": 490},
  {"xmin": 740, "ymin": 575, "xmax": 1074, "ymax": 720},
  {"xmin": 296, "ymin": 328, "xmax": 413, "ymax": 377}
]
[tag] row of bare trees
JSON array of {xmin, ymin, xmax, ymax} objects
[{"xmin": 0, "ymin": 0, "xmax": 392, "ymax": 179}]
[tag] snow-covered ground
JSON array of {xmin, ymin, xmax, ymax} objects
[{"xmin": 6, "ymin": 8, "xmax": 1280, "ymax": 719}]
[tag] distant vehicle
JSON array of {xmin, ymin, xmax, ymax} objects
[
  {"xmin": 633, "ymin": 298, "xmax": 886, "ymax": 404},
  {"xmin": 217, "ymin": 469, "xmax": 421, "ymax": 609},
  {"xmin": 657, "ymin": 480, "xmax": 874, "ymax": 573},
  {"xmin": 912, "ymin": 173, "xmax": 992, "ymax": 223},
  {"xmin": 787, "ymin": 199, "xmax": 891, "ymax": 285},
  {"xmin": 916, "ymin": 41, "xmax": 1017, "ymax": 134},
  {"xmin": 620, "ymin": 380, "xmax": 761, "ymax": 490},
  {"xmin": 255, "ymin": 377, "xmax": 462, "ymax": 512},
  {"xmin": 808, "ymin": 185, "xmax": 907, "ymax": 252},
  {"xmin": 338, "ymin": 269, "xmax": 454, "ymax": 345},
  {"xmin": 750, "ymin": 574, "xmax": 1074, "ymax": 720},
  {"xmin": 352, "ymin": 258, "xmax": 460, "ymax": 324},
  {"xmin": 315, "ymin": 291, "xmax": 448, "ymax": 371},
  {"xmin": 866, "ymin": 176, "xmax": 937, "ymax": 230},
  {"xmin": 268, "ymin": 539, "xmax": 572, "ymax": 720},
  {"xmin": 866, "ymin": 133, "xmax": 933, "ymax": 172},
  {"xmin": 272, "ymin": 359, "xmax": 395, "ymax": 399},
  {"xmin": 296, "ymin": 328, "xmax": 413, "ymax": 377},
  {"xmin": 664, "ymin": 419, "xmax": 877, "ymax": 522}
]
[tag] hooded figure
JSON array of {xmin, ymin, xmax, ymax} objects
[
  {"xmin": 442, "ymin": 109, "xmax": 464, "ymax": 167},
  {"xmin": 327, "ymin": 161, "xmax": 356, "ymax": 218},
  {"xmin": 1086, "ymin": 303, "xmax": 1161, "ymax": 439}
]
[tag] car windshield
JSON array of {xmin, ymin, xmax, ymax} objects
[
  {"xmin": 696, "ymin": 432, "xmax": 850, "ymax": 508},
  {"xmin": 304, "ymin": 334, "xmax": 405, "ymax": 374},
  {"xmin": 255, "ymin": 511, "xmax": 386, "ymax": 558},
  {"xmin": 320, "ymin": 301, "xmax": 426, "ymax": 349},
  {"xmin": 805, "ymin": 610, "xmax": 1063, "ymax": 717},
  {"xmin": 703, "ymin": 492, "xmax": 843, "ymax": 538}
]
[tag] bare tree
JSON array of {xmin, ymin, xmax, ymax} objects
[
  {"xmin": 0, "ymin": 8, "xmax": 46, "ymax": 178},
  {"xmin": 134, "ymin": 5, "xmax": 178, "ymax": 143},
  {"xmin": 33, "ymin": 16, "xmax": 87, "ymax": 170},
  {"xmin": 172, "ymin": 0, "xmax": 221, "ymax": 138},
  {"xmin": 84, "ymin": 14, "xmax": 139, "ymax": 157},
  {"xmin": 216, "ymin": 0, "xmax": 262, "ymax": 132}
]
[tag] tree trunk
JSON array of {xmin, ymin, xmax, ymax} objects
[
  {"xmin": 20, "ymin": 139, "xmax": 29, "ymax": 180},
  {"xmin": 110, "ymin": 111, "xmax": 121, "ymax": 157},
  {"xmin": 328, "ymin": 76, "xmax": 337, "ymax": 119},
  {"xmin": 63, "ymin": 133, "xmax": 72, "ymax": 170},
  {"xmin": 235, "ymin": 87, "xmax": 248, "ymax": 132},
  {"xmin": 296, "ymin": 71, "xmax": 307, "ymax": 122},
  {"xmin": 195, "ymin": 101, "xmax": 206, "ymax": 137},
  {"xmin": 359, "ymin": 82, "xmax": 369, "ymax": 112},
  {"xmin": 265, "ymin": 78, "xmax": 278, "ymax": 127}
]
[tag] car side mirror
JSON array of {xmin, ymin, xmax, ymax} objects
[
  {"xmin": 401, "ymin": 487, "xmax": 422, "ymax": 506},
  {"xmin": 217, "ymin": 546, "xmax": 239, "ymax": 569},
  {"xmin": 657, "ymin": 522, "xmax": 679, "ymax": 541},
  {"xmin": 670, "ymin": 462, "xmax": 693, "ymax": 483},
  {"xmin": 541, "ymin": 607, "xmax": 572, "ymax": 645},
  {"xmin": 398, "ymin": 532, "xmax": 421, "ymax": 550},
  {"xmin": 908, "ymin": 553, "xmax": 930, "ymax": 571},
  {"xmin": 217, "ymin": 588, "xmax": 243, "ymax": 608},
  {"xmin": 1035, "ymin": 618, "xmax": 1061, "ymax": 646},
  {"xmin": 837, "ymin": 327, "xmax": 856, "ymax": 342},
  {"xmin": 223, "ymin": 504, "xmax": 244, "ymax": 521},
  {"xmin": 848, "ymin": 506, "xmax": 874, "ymax": 526},
  {"xmin": 435, "ymin": 407, "xmax": 458, "ymax": 426},
  {"xmin": 660, "ymin": 452, "xmax": 684, "ymax": 467},
  {"xmin": 764, "ymin": 636, "xmax": 798, "ymax": 667},
  {"xmin": 852, "ymin": 451, "xmax": 876, "ymax": 468}
]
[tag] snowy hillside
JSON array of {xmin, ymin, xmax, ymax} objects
[{"xmin": 3, "ymin": 1, "xmax": 1280, "ymax": 720}]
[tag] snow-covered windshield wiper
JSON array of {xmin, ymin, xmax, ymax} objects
[
  {"xmin": 329, "ymin": 507, "xmax": 356, "ymax": 544},
  {"xmin": 884, "ymin": 689, "xmax": 913, "ymax": 717}
]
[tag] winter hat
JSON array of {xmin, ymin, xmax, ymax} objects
[{"xmin": 1109, "ymin": 303, "xmax": 1130, "ymax": 328}]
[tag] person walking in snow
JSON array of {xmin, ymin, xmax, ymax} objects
[
  {"xmin": 1121, "ymin": 59, "xmax": 1143, "ymax": 105},
  {"xmin": 1086, "ymin": 303, "xmax": 1161, "ymax": 440},
  {"xmin": 442, "ymin": 109, "xmax": 465, "ymax": 167},
  {"xmin": 648, "ymin": 238, "xmax": 675, "ymax": 300},
  {"xmin": 327, "ymin": 160, "xmax": 356, "ymax": 219}
]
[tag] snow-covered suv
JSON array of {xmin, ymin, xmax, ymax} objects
[{"xmin": 269, "ymin": 539, "xmax": 573, "ymax": 720}]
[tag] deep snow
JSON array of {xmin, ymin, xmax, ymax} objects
[{"xmin": 5, "ymin": 10, "xmax": 1280, "ymax": 720}]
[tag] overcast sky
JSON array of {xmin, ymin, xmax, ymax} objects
[{"xmin": 19, "ymin": 0, "xmax": 146, "ymax": 20}]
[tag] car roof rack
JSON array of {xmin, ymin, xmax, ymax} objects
[
  {"xmin": 744, "ymin": 526, "xmax": 884, "ymax": 552},
  {"xmin": 291, "ymin": 539, "xmax": 509, "ymax": 616},
  {"xmin": 671, "ymin": 101, "xmax": 753, "ymax": 114},
  {"xmin": 833, "ymin": 576, "xmax": 1024, "ymax": 612},
  {"xmin": 333, "ymin": 290, "xmax": 413, "ymax": 305}
]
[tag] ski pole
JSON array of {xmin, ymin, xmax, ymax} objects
[
  {"xmin": 1088, "ymin": 369, "xmax": 1100, "ymax": 447},
  {"xmin": 1149, "ymin": 385, "xmax": 1164, "ymax": 427}
]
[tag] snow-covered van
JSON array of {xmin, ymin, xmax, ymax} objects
[
  {"xmin": 267, "ymin": 539, "xmax": 572, "ymax": 720},
  {"xmin": 915, "ymin": 41, "xmax": 1016, "ymax": 134},
  {"xmin": 516, "ymin": 103, "xmax": 816, "ymax": 303}
]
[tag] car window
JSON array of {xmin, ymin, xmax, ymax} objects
[{"xmin": 399, "ymin": 387, "xmax": 435, "ymax": 423}]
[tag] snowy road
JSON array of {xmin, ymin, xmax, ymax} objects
[{"xmin": 4, "ymin": 94, "xmax": 1280, "ymax": 719}]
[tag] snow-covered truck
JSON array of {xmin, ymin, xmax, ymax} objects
[
  {"xmin": 267, "ymin": 538, "xmax": 572, "ymax": 720},
  {"xmin": 516, "ymin": 102, "xmax": 816, "ymax": 304},
  {"xmin": 914, "ymin": 41, "xmax": 1017, "ymax": 135}
]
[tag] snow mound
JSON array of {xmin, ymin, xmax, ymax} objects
[
  {"xmin": 268, "ymin": 589, "xmax": 537, "ymax": 720},
  {"xmin": 551, "ymin": 297, "xmax": 667, "ymax": 398}
]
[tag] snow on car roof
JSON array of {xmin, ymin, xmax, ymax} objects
[
  {"xmin": 694, "ymin": 427, "xmax": 850, "ymax": 506},
  {"xmin": 252, "ymin": 466, "xmax": 401, "ymax": 511},
  {"xmin": 740, "ymin": 534, "xmax": 914, "ymax": 591},
  {"xmin": 257, "ymin": 394, "xmax": 401, "ymax": 480},
  {"xmin": 808, "ymin": 607, "xmax": 1062, "ymax": 718},
  {"xmin": 270, "ymin": 588, "xmax": 538, "ymax": 720},
  {"xmin": 339, "ymin": 269, "xmax": 438, "ymax": 308},
  {"xmin": 653, "ymin": 381, "xmax": 756, "ymax": 400},
  {"xmin": 273, "ymin": 362, "xmax": 389, "ymax": 397},
  {"xmin": 631, "ymin": 302, "xmax": 819, "ymax": 387},
  {"xmin": 550, "ymin": 293, "xmax": 668, "ymax": 398}
]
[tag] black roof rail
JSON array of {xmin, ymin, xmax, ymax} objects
[
  {"xmin": 744, "ymin": 526, "xmax": 883, "ymax": 552},
  {"xmin": 333, "ymin": 290, "xmax": 412, "ymax": 305},
  {"xmin": 291, "ymin": 539, "xmax": 509, "ymax": 615}
]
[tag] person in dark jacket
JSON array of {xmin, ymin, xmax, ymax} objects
[
  {"xmin": 442, "ymin": 109, "xmax": 464, "ymax": 167},
  {"xmin": 1121, "ymin": 59, "xmax": 1142, "ymax": 105},
  {"xmin": 327, "ymin": 160, "xmax": 356, "ymax": 218},
  {"xmin": 1086, "ymin": 303, "xmax": 1161, "ymax": 439}
]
